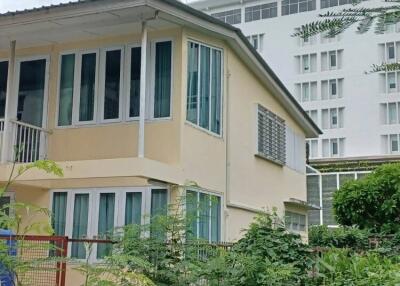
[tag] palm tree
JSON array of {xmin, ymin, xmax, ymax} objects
[{"xmin": 294, "ymin": 0, "xmax": 400, "ymax": 72}]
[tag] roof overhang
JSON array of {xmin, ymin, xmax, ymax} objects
[
  {"xmin": 284, "ymin": 198, "xmax": 320, "ymax": 211},
  {"xmin": 0, "ymin": 0, "xmax": 321, "ymax": 137}
]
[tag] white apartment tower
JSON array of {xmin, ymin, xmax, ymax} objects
[{"xmin": 190, "ymin": 0, "xmax": 400, "ymax": 226}]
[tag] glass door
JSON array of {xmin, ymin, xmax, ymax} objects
[{"xmin": 16, "ymin": 58, "xmax": 47, "ymax": 127}]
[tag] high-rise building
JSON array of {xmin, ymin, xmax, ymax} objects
[{"xmin": 190, "ymin": 0, "xmax": 400, "ymax": 226}]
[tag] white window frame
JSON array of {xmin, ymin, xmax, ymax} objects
[
  {"xmin": 185, "ymin": 188, "xmax": 224, "ymax": 243},
  {"xmin": 147, "ymin": 38, "xmax": 174, "ymax": 121},
  {"xmin": 185, "ymin": 39, "xmax": 224, "ymax": 137},
  {"xmin": 56, "ymin": 39, "xmax": 174, "ymax": 128},
  {"xmin": 285, "ymin": 210, "xmax": 306, "ymax": 233},
  {"xmin": 328, "ymin": 50, "xmax": 337, "ymax": 70},
  {"xmin": 387, "ymin": 134, "xmax": 400, "ymax": 154},
  {"xmin": 50, "ymin": 186, "xmax": 169, "ymax": 263},
  {"xmin": 329, "ymin": 79, "xmax": 337, "ymax": 99},
  {"xmin": 387, "ymin": 72, "xmax": 397, "ymax": 93},
  {"xmin": 99, "ymin": 46, "xmax": 125, "ymax": 123},
  {"xmin": 302, "ymin": 54, "xmax": 310, "ymax": 73},
  {"xmin": 386, "ymin": 42, "xmax": 396, "ymax": 62},
  {"xmin": 322, "ymin": 138, "xmax": 345, "ymax": 157},
  {"xmin": 307, "ymin": 139, "xmax": 319, "ymax": 158},
  {"xmin": 14, "ymin": 55, "xmax": 50, "ymax": 129}
]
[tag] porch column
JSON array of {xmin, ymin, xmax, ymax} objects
[
  {"xmin": 138, "ymin": 21, "xmax": 147, "ymax": 158},
  {"xmin": 1, "ymin": 40, "xmax": 16, "ymax": 163}
]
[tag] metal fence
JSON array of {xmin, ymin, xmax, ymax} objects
[{"xmin": 0, "ymin": 235, "xmax": 68, "ymax": 286}]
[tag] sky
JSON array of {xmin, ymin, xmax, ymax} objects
[{"xmin": 0, "ymin": 0, "xmax": 197, "ymax": 13}]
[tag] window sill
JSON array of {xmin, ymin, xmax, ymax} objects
[
  {"xmin": 55, "ymin": 118, "xmax": 172, "ymax": 130},
  {"xmin": 255, "ymin": 153, "xmax": 284, "ymax": 167},
  {"xmin": 185, "ymin": 121, "xmax": 223, "ymax": 139}
]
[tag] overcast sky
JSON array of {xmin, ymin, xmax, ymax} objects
[{"xmin": 0, "ymin": 0, "xmax": 196, "ymax": 13}]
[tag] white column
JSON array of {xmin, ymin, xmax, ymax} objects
[
  {"xmin": 138, "ymin": 22, "xmax": 148, "ymax": 158},
  {"xmin": 1, "ymin": 40, "xmax": 16, "ymax": 163}
]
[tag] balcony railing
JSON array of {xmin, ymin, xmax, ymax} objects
[{"xmin": 0, "ymin": 119, "xmax": 51, "ymax": 163}]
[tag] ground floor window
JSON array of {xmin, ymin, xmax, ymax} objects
[
  {"xmin": 186, "ymin": 190, "xmax": 222, "ymax": 243},
  {"xmin": 285, "ymin": 211, "xmax": 306, "ymax": 233},
  {"xmin": 51, "ymin": 187, "xmax": 168, "ymax": 261}
]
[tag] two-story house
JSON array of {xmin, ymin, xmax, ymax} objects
[{"xmin": 0, "ymin": 0, "xmax": 320, "ymax": 274}]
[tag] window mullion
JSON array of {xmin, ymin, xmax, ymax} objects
[
  {"xmin": 209, "ymin": 48, "xmax": 213, "ymax": 131},
  {"xmin": 197, "ymin": 45, "xmax": 201, "ymax": 126}
]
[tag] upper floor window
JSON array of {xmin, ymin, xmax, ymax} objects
[
  {"xmin": 282, "ymin": 0, "xmax": 316, "ymax": 16},
  {"xmin": 321, "ymin": 50, "xmax": 343, "ymax": 71},
  {"xmin": 186, "ymin": 41, "xmax": 223, "ymax": 135},
  {"xmin": 211, "ymin": 9, "xmax": 242, "ymax": 25},
  {"xmin": 321, "ymin": 78, "xmax": 344, "ymax": 100},
  {"xmin": 321, "ymin": 0, "xmax": 354, "ymax": 9},
  {"xmin": 186, "ymin": 190, "xmax": 221, "ymax": 242},
  {"xmin": 0, "ymin": 61, "xmax": 8, "ymax": 118},
  {"xmin": 296, "ymin": 53, "xmax": 317, "ymax": 74},
  {"xmin": 322, "ymin": 138, "xmax": 345, "ymax": 157},
  {"xmin": 306, "ymin": 110, "xmax": 318, "ymax": 124},
  {"xmin": 286, "ymin": 126, "xmax": 306, "ymax": 173},
  {"xmin": 245, "ymin": 3, "xmax": 277, "ymax": 22},
  {"xmin": 257, "ymin": 105, "xmax": 286, "ymax": 165},
  {"xmin": 306, "ymin": 139, "xmax": 319, "ymax": 158},
  {"xmin": 295, "ymin": 81, "xmax": 318, "ymax": 102},
  {"xmin": 246, "ymin": 34, "xmax": 265, "ymax": 52},
  {"xmin": 381, "ymin": 102, "xmax": 400, "ymax": 125},
  {"xmin": 382, "ymin": 134, "xmax": 400, "ymax": 154},
  {"xmin": 321, "ymin": 107, "xmax": 344, "ymax": 129},
  {"xmin": 57, "ymin": 40, "xmax": 172, "ymax": 127}
]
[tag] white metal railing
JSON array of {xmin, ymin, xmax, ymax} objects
[{"xmin": 9, "ymin": 119, "xmax": 51, "ymax": 163}]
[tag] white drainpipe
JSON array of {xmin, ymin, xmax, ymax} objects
[
  {"xmin": 138, "ymin": 21, "xmax": 148, "ymax": 158},
  {"xmin": 1, "ymin": 40, "xmax": 16, "ymax": 164}
]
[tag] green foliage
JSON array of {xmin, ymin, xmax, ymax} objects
[
  {"xmin": 314, "ymin": 249, "xmax": 400, "ymax": 286},
  {"xmin": 309, "ymin": 225, "xmax": 370, "ymax": 250},
  {"xmin": 333, "ymin": 163, "xmax": 400, "ymax": 233},
  {"xmin": 202, "ymin": 212, "xmax": 315, "ymax": 286},
  {"xmin": 0, "ymin": 159, "xmax": 63, "ymax": 286}
]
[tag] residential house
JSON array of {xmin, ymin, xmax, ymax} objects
[{"xmin": 0, "ymin": 0, "xmax": 320, "ymax": 283}]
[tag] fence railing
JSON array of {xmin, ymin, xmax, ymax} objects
[
  {"xmin": 9, "ymin": 119, "xmax": 51, "ymax": 163},
  {"xmin": 0, "ymin": 235, "xmax": 68, "ymax": 286}
]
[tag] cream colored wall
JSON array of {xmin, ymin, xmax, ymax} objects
[{"xmin": 0, "ymin": 29, "xmax": 183, "ymax": 165}]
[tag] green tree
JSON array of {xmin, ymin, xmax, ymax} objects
[{"xmin": 333, "ymin": 163, "xmax": 400, "ymax": 233}]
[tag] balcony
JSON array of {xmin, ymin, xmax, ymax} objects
[{"xmin": 0, "ymin": 118, "xmax": 50, "ymax": 163}]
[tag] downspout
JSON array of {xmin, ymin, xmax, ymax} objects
[
  {"xmin": 138, "ymin": 21, "xmax": 148, "ymax": 158},
  {"xmin": 1, "ymin": 40, "xmax": 16, "ymax": 163},
  {"xmin": 138, "ymin": 12, "xmax": 158, "ymax": 159},
  {"xmin": 225, "ymin": 51, "xmax": 231, "ymax": 239}
]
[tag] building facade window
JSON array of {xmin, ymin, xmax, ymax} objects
[
  {"xmin": 211, "ymin": 9, "xmax": 242, "ymax": 25},
  {"xmin": 0, "ymin": 61, "xmax": 9, "ymax": 119},
  {"xmin": 306, "ymin": 139, "xmax": 319, "ymax": 158},
  {"xmin": 321, "ymin": 0, "xmax": 355, "ymax": 9},
  {"xmin": 186, "ymin": 190, "xmax": 222, "ymax": 242},
  {"xmin": 322, "ymin": 138, "xmax": 345, "ymax": 157},
  {"xmin": 246, "ymin": 34, "xmax": 265, "ymax": 52},
  {"xmin": 321, "ymin": 78, "xmax": 343, "ymax": 99},
  {"xmin": 381, "ymin": 102, "xmax": 400, "ymax": 124},
  {"xmin": 296, "ymin": 81, "xmax": 317, "ymax": 102},
  {"xmin": 186, "ymin": 41, "xmax": 223, "ymax": 135},
  {"xmin": 285, "ymin": 211, "xmax": 306, "ymax": 232},
  {"xmin": 306, "ymin": 110, "xmax": 318, "ymax": 124},
  {"xmin": 51, "ymin": 187, "xmax": 168, "ymax": 261},
  {"xmin": 321, "ymin": 50, "xmax": 343, "ymax": 71},
  {"xmin": 286, "ymin": 126, "xmax": 306, "ymax": 173},
  {"xmin": 282, "ymin": 0, "xmax": 316, "ymax": 15},
  {"xmin": 245, "ymin": 3, "xmax": 277, "ymax": 22},
  {"xmin": 257, "ymin": 104, "xmax": 286, "ymax": 165},
  {"xmin": 57, "ymin": 40, "xmax": 173, "ymax": 127},
  {"xmin": 321, "ymin": 107, "xmax": 344, "ymax": 129},
  {"xmin": 296, "ymin": 53, "xmax": 317, "ymax": 73},
  {"xmin": 382, "ymin": 134, "xmax": 400, "ymax": 154}
]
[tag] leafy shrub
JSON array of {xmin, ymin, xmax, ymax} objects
[
  {"xmin": 309, "ymin": 225, "xmax": 370, "ymax": 250},
  {"xmin": 334, "ymin": 163, "xmax": 400, "ymax": 233},
  {"xmin": 314, "ymin": 249, "xmax": 400, "ymax": 286}
]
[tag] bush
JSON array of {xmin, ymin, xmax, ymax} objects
[
  {"xmin": 309, "ymin": 225, "xmax": 370, "ymax": 250},
  {"xmin": 334, "ymin": 163, "xmax": 400, "ymax": 233},
  {"xmin": 314, "ymin": 249, "xmax": 400, "ymax": 286}
]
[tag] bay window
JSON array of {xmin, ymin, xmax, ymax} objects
[
  {"xmin": 187, "ymin": 41, "xmax": 223, "ymax": 135},
  {"xmin": 57, "ymin": 40, "xmax": 173, "ymax": 127}
]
